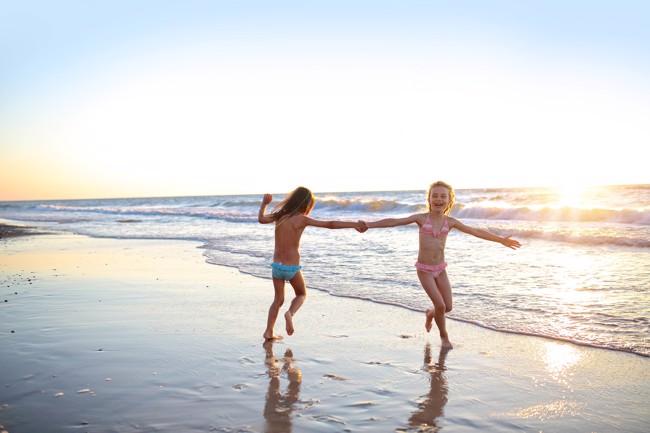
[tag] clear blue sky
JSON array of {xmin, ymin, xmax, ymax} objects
[{"xmin": 1, "ymin": 0, "xmax": 649, "ymax": 200}]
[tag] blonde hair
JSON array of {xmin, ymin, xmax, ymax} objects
[{"xmin": 426, "ymin": 181, "xmax": 455, "ymax": 214}]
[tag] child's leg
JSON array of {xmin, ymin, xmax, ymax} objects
[
  {"xmin": 434, "ymin": 272, "xmax": 453, "ymax": 349},
  {"xmin": 435, "ymin": 272, "xmax": 453, "ymax": 313},
  {"xmin": 284, "ymin": 271, "xmax": 307, "ymax": 336},
  {"xmin": 264, "ymin": 277, "xmax": 286, "ymax": 340},
  {"xmin": 417, "ymin": 270, "xmax": 453, "ymax": 349}
]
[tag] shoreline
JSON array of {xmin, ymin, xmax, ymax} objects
[
  {"xmin": 4, "ymin": 206, "xmax": 649, "ymax": 360},
  {"xmin": 1, "ymin": 231, "xmax": 649, "ymax": 432}
]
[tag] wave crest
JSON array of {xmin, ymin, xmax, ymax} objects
[
  {"xmin": 316, "ymin": 198, "xmax": 422, "ymax": 213},
  {"xmin": 455, "ymin": 205, "xmax": 649, "ymax": 225}
]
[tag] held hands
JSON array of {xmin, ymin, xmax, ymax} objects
[
  {"xmin": 501, "ymin": 235, "xmax": 521, "ymax": 250},
  {"xmin": 355, "ymin": 220, "xmax": 368, "ymax": 233}
]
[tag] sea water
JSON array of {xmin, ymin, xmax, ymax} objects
[{"xmin": 2, "ymin": 185, "xmax": 649, "ymax": 357}]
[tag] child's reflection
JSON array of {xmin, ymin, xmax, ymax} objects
[
  {"xmin": 408, "ymin": 343, "xmax": 450, "ymax": 430},
  {"xmin": 263, "ymin": 340, "xmax": 302, "ymax": 433}
]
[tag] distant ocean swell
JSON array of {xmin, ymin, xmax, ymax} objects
[
  {"xmin": 24, "ymin": 202, "xmax": 650, "ymax": 248},
  {"xmin": 33, "ymin": 200, "xmax": 650, "ymax": 225}
]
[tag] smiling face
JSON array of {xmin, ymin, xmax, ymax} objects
[{"xmin": 427, "ymin": 181, "xmax": 455, "ymax": 214}]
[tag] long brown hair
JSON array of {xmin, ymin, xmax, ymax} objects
[
  {"xmin": 427, "ymin": 181, "xmax": 455, "ymax": 214},
  {"xmin": 269, "ymin": 186, "xmax": 315, "ymax": 222}
]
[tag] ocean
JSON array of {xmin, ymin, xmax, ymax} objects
[{"xmin": 1, "ymin": 184, "xmax": 649, "ymax": 357}]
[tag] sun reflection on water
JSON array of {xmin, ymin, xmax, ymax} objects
[
  {"xmin": 510, "ymin": 399, "xmax": 583, "ymax": 421},
  {"xmin": 543, "ymin": 342, "xmax": 582, "ymax": 383}
]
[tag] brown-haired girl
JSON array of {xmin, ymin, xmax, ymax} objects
[{"xmin": 258, "ymin": 186, "xmax": 367, "ymax": 340}]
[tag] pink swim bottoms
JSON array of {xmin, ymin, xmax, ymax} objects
[{"xmin": 415, "ymin": 261, "xmax": 448, "ymax": 277}]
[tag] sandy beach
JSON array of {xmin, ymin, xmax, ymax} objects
[{"xmin": 1, "ymin": 226, "xmax": 648, "ymax": 432}]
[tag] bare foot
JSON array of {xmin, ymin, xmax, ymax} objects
[
  {"xmin": 441, "ymin": 336, "xmax": 453, "ymax": 349},
  {"xmin": 425, "ymin": 308, "xmax": 435, "ymax": 332},
  {"xmin": 285, "ymin": 311, "xmax": 295, "ymax": 336},
  {"xmin": 263, "ymin": 333, "xmax": 283, "ymax": 341}
]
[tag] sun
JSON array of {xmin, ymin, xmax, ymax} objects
[{"xmin": 554, "ymin": 184, "xmax": 594, "ymax": 209}]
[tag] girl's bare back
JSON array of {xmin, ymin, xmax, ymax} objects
[{"xmin": 273, "ymin": 215, "xmax": 307, "ymax": 265}]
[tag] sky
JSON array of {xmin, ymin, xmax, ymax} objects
[{"xmin": 1, "ymin": 0, "xmax": 649, "ymax": 201}]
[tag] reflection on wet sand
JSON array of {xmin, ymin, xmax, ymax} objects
[
  {"xmin": 408, "ymin": 343, "xmax": 450, "ymax": 430},
  {"xmin": 263, "ymin": 340, "xmax": 302, "ymax": 433}
]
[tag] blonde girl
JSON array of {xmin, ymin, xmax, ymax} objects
[{"xmin": 363, "ymin": 181, "xmax": 520, "ymax": 348}]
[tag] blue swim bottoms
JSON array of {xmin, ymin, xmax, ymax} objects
[{"xmin": 271, "ymin": 262, "xmax": 302, "ymax": 281}]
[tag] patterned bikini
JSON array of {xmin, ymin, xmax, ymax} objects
[
  {"xmin": 271, "ymin": 262, "xmax": 302, "ymax": 281},
  {"xmin": 415, "ymin": 214, "xmax": 449, "ymax": 277}
]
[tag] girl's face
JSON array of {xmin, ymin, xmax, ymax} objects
[{"xmin": 428, "ymin": 186, "xmax": 450, "ymax": 211}]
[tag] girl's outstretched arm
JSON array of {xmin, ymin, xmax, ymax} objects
[
  {"xmin": 304, "ymin": 217, "xmax": 367, "ymax": 231},
  {"xmin": 365, "ymin": 214, "xmax": 420, "ymax": 229},
  {"xmin": 450, "ymin": 217, "xmax": 521, "ymax": 250},
  {"xmin": 258, "ymin": 194, "xmax": 274, "ymax": 224}
]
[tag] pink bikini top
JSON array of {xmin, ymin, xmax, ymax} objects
[{"xmin": 420, "ymin": 214, "xmax": 450, "ymax": 238}]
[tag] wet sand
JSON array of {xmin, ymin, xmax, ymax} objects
[
  {"xmin": 0, "ymin": 223, "xmax": 46, "ymax": 239},
  {"xmin": 1, "ymin": 231, "xmax": 648, "ymax": 432}
]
